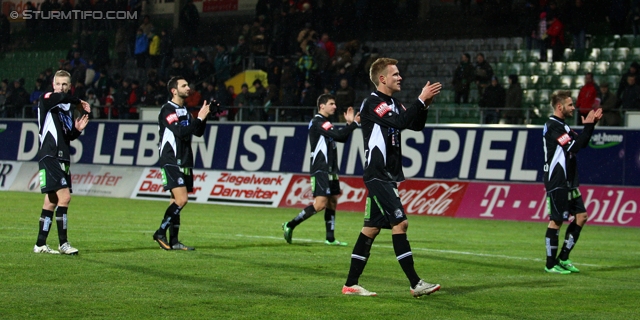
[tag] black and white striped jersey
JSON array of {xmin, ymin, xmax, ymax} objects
[
  {"xmin": 158, "ymin": 101, "xmax": 207, "ymax": 168},
  {"xmin": 308, "ymin": 113, "xmax": 358, "ymax": 175},
  {"xmin": 36, "ymin": 92, "xmax": 82, "ymax": 162},
  {"xmin": 542, "ymin": 115, "xmax": 595, "ymax": 191},
  {"xmin": 359, "ymin": 91, "xmax": 428, "ymax": 182}
]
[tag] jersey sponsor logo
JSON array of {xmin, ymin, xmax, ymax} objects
[
  {"xmin": 176, "ymin": 108, "xmax": 188, "ymax": 117},
  {"xmin": 44, "ymin": 92, "xmax": 52, "ymax": 99},
  {"xmin": 321, "ymin": 121, "xmax": 333, "ymax": 130},
  {"xmin": 166, "ymin": 113, "xmax": 179, "ymax": 124},
  {"xmin": 557, "ymin": 133, "xmax": 571, "ymax": 146},
  {"xmin": 374, "ymin": 102, "xmax": 391, "ymax": 117}
]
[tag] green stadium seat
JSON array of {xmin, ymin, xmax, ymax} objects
[
  {"xmin": 514, "ymin": 50, "xmax": 528, "ymax": 63},
  {"xmin": 563, "ymin": 48, "xmax": 575, "ymax": 61},
  {"xmin": 613, "ymin": 47, "xmax": 630, "ymax": 61},
  {"xmin": 606, "ymin": 75, "xmax": 621, "ymax": 87},
  {"xmin": 527, "ymin": 50, "xmax": 541, "ymax": 62},
  {"xmin": 600, "ymin": 48, "xmax": 614, "ymax": 61},
  {"xmin": 518, "ymin": 75, "xmax": 530, "ymax": 89},
  {"xmin": 578, "ymin": 61, "xmax": 595, "ymax": 74},
  {"xmin": 495, "ymin": 62, "xmax": 508, "ymax": 76},
  {"xmin": 500, "ymin": 50, "xmax": 516, "ymax": 63},
  {"xmin": 558, "ymin": 75, "xmax": 573, "ymax": 89},
  {"xmin": 591, "ymin": 35, "xmax": 617, "ymax": 48},
  {"xmin": 438, "ymin": 90, "xmax": 455, "ymax": 103},
  {"xmin": 523, "ymin": 89, "xmax": 537, "ymax": 104},
  {"xmin": 608, "ymin": 61, "xmax": 626, "ymax": 75},
  {"xmin": 631, "ymin": 48, "xmax": 640, "ymax": 61},
  {"xmin": 507, "ymin": 62, "xmax": 523, "ymax": 75},
  {"xmin": 573, "ymin": 75, "xmax": 585, "ymax": 89},
  {"xmin": 586, "ymin": 48, "xmax": 601, "ymax": 61},
  {"xmin": 537, "ymin": 62, "xmax": 550, "ymax": 75},
  {"xmin": 564, "ymin": 61, "xmax": 580, "ymax": 75},
  {"xmin": 523, "ymin": 62, "xmax": 538, "ymax": 75},
  {"xmin": 537, "ymin": 89, "xmax": 551, "ymax": 105},
  {"xmin": 551, "ymin": 62, "xmax": 565, "ymax": 75}
]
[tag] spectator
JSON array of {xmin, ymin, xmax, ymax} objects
[
  {"xmin": 621, "ymin": 74, "xmax": 640, "ymax": 111},
  {"xmin": 103, "ymin": 85, "xmax": 116, "ymax": 119},
  {"xmin": 93, "ymin": 70, "xmax": 111, "ymax": 99},
  {"xmin": 609, "ymin": 0, "xmax": 629, "ymax": 36},
  {"xmin": 140, "ymin": 15, "xmax": 154, "ymax": 35},
  {"xmin": 0, "ymin": 79, "xmax": 7, "ymax": 118},
  {"xmin": 185, "ymin": 84, "xmax": 203, "ymax": 118},
  {"xmin": 148, "ymin": 28, "xmax": 161, "ymax": 69},
  {"xmin": 475, "ymin": 53, "xmax": 494, "ymax": 95},
  {"xmin": 29, "ymin": 79, "xmax": 46, "ymax": 118},
  {"xmin": 180, "ymin": 0, "xmax": 200, "ymax": 37},
  {"xmin": 567, "ymin": 0, "xmax": 587, "ymax": 58},
  {"xmin": 159, "ymin": 29, "xmax": 174, "ymax": 78},
  {"xmin": 546, "ymin": 15, "xmax": 565, "ymax": 62},
  {"xmin": 86, "ymin": 89, "xmax": 101, "ymax": 119},
  {"xmin": 320, "ymin": 33, "xmax": 336, "ymax": 58},
  {"xmin": 299, "ymin": 80, "xmax": 317, "ymax": 122},
  {"xmin": 631, "ymin": 0, "xmax": 640, "ymax": 38},
  {"xmin": 334, "ymin": 78, "xmax": 355, "ymax": 122},
  {"xmin": 74, "ymin": 80, "xmax": 87, "ymax": 101},
  {"xmin": 230, "ymin": 35, "xmax": 250, "ymax": 75},
  {"xmin": 297, "ymin": 46, "xmax": 318, "ymax": 84},
  {"xmin": 126, "ymin": 80, "xmax": 142, "ymax": 119},
  {"xmin": 503, "ymin": 75, "xmax": 523, "ymax": 124},
  {"xmin": 93, "ymin": 32, "xmax": 111, "ymax": 70},
  {"xmin": 117, "ymin": 78, "xmax": 132, "ymax": 119},
  {"xmin": 265, "ymin": 55, "xmax": 282, "ymax": 89},
  {"xmin": 5, "ymin": 79, "xmax": 30, "ymax": 118},
  {"xmin": 141, "ymin": 83, "xmax": 158, "ymax": 106},
  {"xmin": 479, "ymin": 76, "xmax": 505, "ymax": 124},
  {"xmin": 194, "ymin": 52, "xmax": 215, "ymax": 84},
  {"xmin": 134, "ymin": 28, "xmax": 149, "ymax": 69},
  {"xmin": 575, "ymin": 73, "xmax": 600, "ymax": 124},
  {"xmin": 114, "ymin": 24, "xmax": 128, "ymax": 68},
  {"xmin": 226, "ymin": 85, "xmax": 237, "ymax": 121},
  {"xmin": 598, "ymin": 83, "xmax": 622, "ymax": 126},
  {"xmin": 264, "ymin": 84, "xmax": 280, "ymax": 121},
  {"xmin": 617, "ymin": 62, "xmax": 639, "ymax": 100},
  {"xmin": 248, "ymin": 79, "xmax": 267, "ymax": 121},
  {"xmin": 214, "ymin": 44, "xmax": 231, "ymax": 86},
  {"xmin": 452, "ymin": 53, "xmax": 475, "ymax": 104},
  {"xmin": 235, "ymin": 83, "xmax": 251, "ymax": 121}
]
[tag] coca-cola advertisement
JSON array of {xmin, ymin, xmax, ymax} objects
[{"xmin": 279, "ymin": 175, "xmax": 467, "ymax": 217}]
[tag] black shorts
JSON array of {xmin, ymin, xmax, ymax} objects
[
  {"xmin": 39, "ymin": 157, "xmax": 72, "ymax": 194},
  {"xmin": 363, "ymin": 180, "xmax": 407, "ymax": 229},
  {"xmin": 161, "ymin": 165, "xmax": 194, "ymax": 192},
  {"xmin": 546, "ymin": 188, "xmax": 586, "ymax": 221},
  {"xmin": 311, "ymin": 172, "xmax": 341, "ymax": 197}
]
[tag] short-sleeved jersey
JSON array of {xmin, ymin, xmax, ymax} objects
[
  {"xmin": 308, "ymin": 113, "xmax": 358, "ymax": 175},
  {"xmin": 158, "ymin": 100, "xmax": 207, "ymax": 167},
  {"xmin": 359, "ymin": 91, "xmax": 428, "ymax": 182},
  {"xmin": 542, "ymin": 115, "xmax": 595, "ymax": 191},
  {"xmin": 36, "ymin": 92, "xmax": 82, "ymax": 162}
]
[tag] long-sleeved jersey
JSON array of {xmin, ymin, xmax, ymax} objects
[
  {"xmin": 359, "ymin": 91, "xmax": 428, "ymax": 182},
  {"xmin": 37, "ymin": 92, "xmax": 82, "ymax": 162},
  {"xmin": 308, "ymin": 113, "xmax": 358, "ymax": 175},
  {"xmin": 158, "ymin": 100, "xmax": 207, "ymax": 167},
  {"xmin": 542, "ymin": 115, "xmax": 595, "ymax": 191}
]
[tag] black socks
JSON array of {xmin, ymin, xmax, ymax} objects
[
  {"xmin": 345, "ymin": 233, "xmax": 374, "ymax": 286},
  {"xmin": 393, "ymin": 233, "xmax": 421, "ymax": 288},
  {"xmin": 36, "ymin": 209, "xmax": 54, "ymax": 246}
]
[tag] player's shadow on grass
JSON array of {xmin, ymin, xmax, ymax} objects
[
  {"xmin": 444, "ymin": 280, "xmax": 560, "ymax": 296},
  {"xmin": 194, "ymin": 242, "xmax": 301, "ymax": 250},
  {"xmin": 412, "ymin": 252, "xmax": 544, "ymax": 273},
  {"xmin": 85, "ymin": 247, "xmax": 163, "ymax": 253}
]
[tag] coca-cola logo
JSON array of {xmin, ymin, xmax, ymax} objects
[
  {"xmin": 400, "ymin": 182, "xmax": 465, "ymax": 216},
  {"xmin": 285, "ymin": 177, "xmax": 314, "ymax": 206},
  {"xmin": 284, "ymin": 177, "xmax": 367, "ymax": 206}
]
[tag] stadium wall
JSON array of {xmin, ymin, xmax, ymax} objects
[{"xmin": 1, "ymin": 120, "xmax": 638, "ymax": 227}]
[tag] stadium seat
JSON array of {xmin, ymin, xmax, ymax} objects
[
  {"xmin": 537, "ymin": 62, "xmax": 550, "ymax": 75},
  {"xmin": 438, "ymin": 90, "xmax": 455, "ymax": 103},
  {"xmin": 523, "ymin": 62, "xmax": 538, "ymax": 75},
  {"xmin": 563, "ymin": 48, "xmax": 575, "ymax": 61},
  {"xmin": 631, "ymin": 48, "xmax": 640, "ymax": 62},
  {"xmin": 551, "ymin": 62, "xmax": 565, "ymax": 75},
  {"xmin": 514, "ymin": 50, "xmax": 528, "ymax": 63},
  {"xmin": 573, "ymin": 75, "xmax": 585, "ymax": 89},
  {"xmin": 507, "ymin": 63, "xmax": 523, "ymax": 75},
  {"xmin": 600, "ymin": 48, "xmax": 615, "ymax": 61},
  {"xmin": 558, "ymin": 75, "xmax": 574, "ymax": 89},
  {"xmin": 564, "ymin": 61, "xmax": 580, "ymax": 75},
  {"xmin": 537, "ymin": 89, "xmax": 551, "ymax": 105},
  {"xmin": 606, "ymin": 75, "xmax": 621, "ymax": 87},
  {"xmin": 500, "ymin": 50, "xmax": 515, "ymax": 63},
  {"xmin": 579, "ymin": 61, "xmax": 595, "ymax": 74},
  {"xmin": 523, "ymin": 89, "xmax": 537, "ymax": 104},
  {"xmin": 518, "ymin": 75, "xmax": 530, "ymax": 89},
  {"xmin": 613, "ymin": 47, "xmax": 630, "ymax": 61},
  {"xmin": 608, "ymin": 61, "xmax": 627, "ymax": 75},
  {"xmin": 527, "ymin": 50, "xmax": 541, "ymax": 62},
  {"xmin": 469, "ymin": 89, "xmax": 480, "ymax": 103},
  {"xmin": 495, "ymin": 62, "xmax": 508, "ymax": 76},
  {"xmin": 591, "ymin": 35, "xmax": 617, "ymax": 48},
  {"xmin": 586, "ymin": 48, "xmax": 601, "ymax": 61}
]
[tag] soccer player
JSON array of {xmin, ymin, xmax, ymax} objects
[
  {"xmin": 152, "ymin": 76, "xmax": 211, "ymax": 251},
  {"xmin": 282, "ymin": 94, "xmax": 360, "ymax": 246},
  {"xmin": 342, "ymin": 58, "xmax": 442, "ymax": 297},
  {"xmin": 34, "ymin": 70, "xmax": 91, "ymax": 255},
  {"xmin": 543, "ymin": 90, "xmax": 602, "ymax": 274}
]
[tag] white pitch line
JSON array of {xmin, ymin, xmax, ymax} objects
[{"xmin": 235, "ymin": 234, "xmax": 605, "ymax": 267}]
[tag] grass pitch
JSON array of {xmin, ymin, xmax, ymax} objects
[{"xmin": 0, "ymin": 191, "xmax": 639, "ymax": 319}]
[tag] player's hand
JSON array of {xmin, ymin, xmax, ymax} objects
[
  {"xmin": 419, "ymin": 81, "xmax": 442, "ymax": 103},
  {"xmin": 344, "ymin": 106, "xmax": 354, "ymax": 124},
  {"xmin": 582, "ymin": 108, "xmax": 603, "ymax": 124},
  {"xmin": 198, "ymin": 100, "xmax": 211, "ymax": 119},
  {"xmin": 354, "ymin": 111, "xmax": 361, "ymax": 125},
  {"xmin": 79, "ymin": 100, "xmax": 91, "ymax": 114},
  {"xmin": 75, "ymin": 114, "xmax": 89, "ymax": 131}
]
